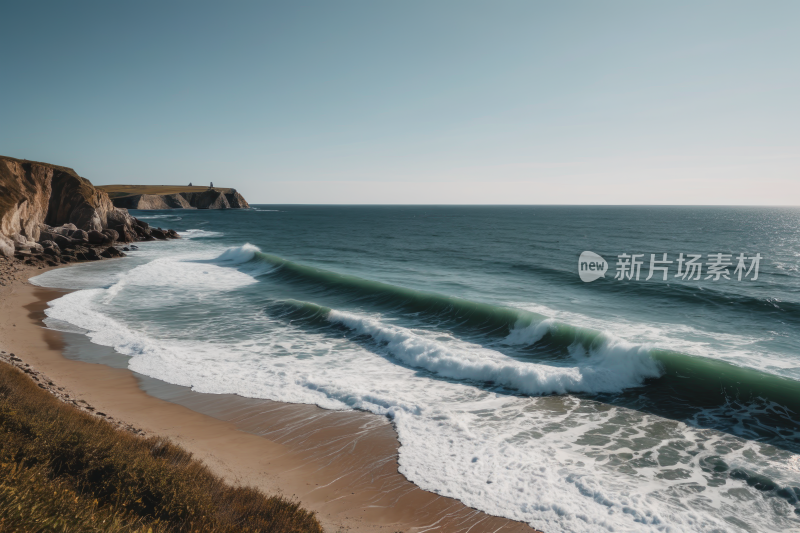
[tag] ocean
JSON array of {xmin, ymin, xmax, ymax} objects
[{"xmin": 31, "ymin": 205, "xmax": 800, "ymax": 532}]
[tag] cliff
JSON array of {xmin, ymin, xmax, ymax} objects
[
  {"xmin": 111, "ymin": 194, "xmax": 194, "ymax": 210},
  {"xmin": 98, "ymin": 185, "xmax": 250, "ymax": 210},
  {"xmin": 0, "ymin": 156, "xmax": 177, "ymax": 258}
]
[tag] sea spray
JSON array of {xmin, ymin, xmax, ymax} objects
[
  {"xmin": 328, "ymin": 309, "xmax": 663, "ymax": 395},
  {"xmin": 29, "ymin": 206, "xmax": 800, "ymax": 532}
]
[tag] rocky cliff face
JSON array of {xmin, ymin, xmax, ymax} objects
[
  {"xmin": 113, "ymin": 194, "xmax": 194, "ymax": 210},
  {"xmin": 0, "ymin": 158, "xmax": 53, "ymax": 256},
  {"xmin": 112, "ymin": 189, "xmax": 250, "ymax": 210},
  {"xmin": 0, "ymin": 156, "xmax": 164, "ymax": 257}
]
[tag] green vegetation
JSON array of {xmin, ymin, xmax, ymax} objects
[
  {"xmin": 97, "ymin": 185, "xmax": 235, "ymax": 199},
  {"xmin": 0, "ymin": 364, "xmax": 322, "ymax": 533}
]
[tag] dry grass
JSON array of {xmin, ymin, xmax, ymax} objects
[
  {"xmin": 96, "ymin": 185, "xmax": 235, "ymax": 199},
  {"xmin": 0, "ymin": 364, "xmax": 322, "ymax": 533}
]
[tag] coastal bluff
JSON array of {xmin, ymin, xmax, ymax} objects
[
  {"xmin": 0, "ymin": 155, "xmax": 179, "ymax": 259},
  {"xmin": 98, "ymin": 185, "xmax": 250, "ymax": 210}
]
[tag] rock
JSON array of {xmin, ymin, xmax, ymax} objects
[
  {"xmin": 150, "ymin": 228, "xmax": 167, "ymax": 240},
  {"xmin": 132, "ymin": 219, "xmax": 152, "ymax": 240},
  {"xmin": 0, "ymin": 159, "xmax": 53, "ymax": 242},
  {"xmin": 87, "ymin": 229, "xmax": 109, "ymax": 245},
  {"xmin": 2, "ymin": 156, "xmax": 185, "ymax": 250},
  {"xmin": 12, "ymin": 235, "xmax": 38, "ymax": 253},
  {"xmin": 225, "ymin": 191, "xmax": 250, "ymax": 208},
  {"xmin": 105, "ymin": 209, "xmax": 137, "ymax": 242},
  {"xmin": 166, "ymin": 229, "xmax": 180, "ymax": 239},
  {"xmin": 38, "ymin": 231, "xmax": 57, "ymax": 243},
  {"xmin": 118, "ymin": 227, "xmax": 137, "ymax": 242},
  {"xmin": 184, "ymin": 189, "xmax": 231, "ymax": 209},
  {"xmin": 122, "ymin": 247, "xmax": 130, "ymax": 251},
  {"xmin": 40, "ymin": 240, "xmax": 59, "ymax": 251},
  {"xmin": 53, "ymin": 234, "xmax": 76, "ymax": 250},
  {"xmin": 110, "ymin": 188, "xmax": 249, "ymax": 210},
  {"xmin": 0, "ymin": 235, "xmax": 14, "ymax": 258},
  {"xmin": 29, "ymin": 243, "xmax": 44, "ymax": 253},
  {"xmin": 100, "ymin": 246, "xmax": 125, "ymax": 258},
  {"xmin": 113, "ymin": 194, "xmax": 194, "ymax": 210},
  {"xmin": 54, "ymin": 223, "xmax": 78, "ymax": 236},
  {"xmin": 1, "ymin": 156, "xmax": 146, "ymax": 245},
  {"xmin": 75, "ymin": 248, "xmax": 101, "ymax": 261}
]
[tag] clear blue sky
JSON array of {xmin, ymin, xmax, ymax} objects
[{"xmin": 2, "ymin": 1, "xmax": 798, "ymax": 204}]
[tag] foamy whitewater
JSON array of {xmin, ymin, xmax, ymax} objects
[{"xmin": 32, "ymin": 206, "xmax": 800, "ymax": 532}]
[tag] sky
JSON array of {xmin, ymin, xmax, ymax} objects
[{"xmin": 1, "ymin": 1, "xmax": 798, "ymax": 204}]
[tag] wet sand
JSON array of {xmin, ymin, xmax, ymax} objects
[{"xmin": 0, "ymin": 263, "xmax": 539, "ymax": 533}]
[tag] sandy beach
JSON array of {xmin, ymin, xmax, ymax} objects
[{"xmin": 0, "ymin": 260, "xmax": 538, "ymax": 533}]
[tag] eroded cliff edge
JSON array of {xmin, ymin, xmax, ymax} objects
[
  {"xmin": 99, "ymin": 186, "xmax": 250, "ymax": 210},
  {"xmin": 0, "ymin": 156, "xmax": 177, "ymax": 258}
]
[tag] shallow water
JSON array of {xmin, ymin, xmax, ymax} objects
[{"xmin": 33, "ymin": 206, "xmax": 800, "ymax": 532}]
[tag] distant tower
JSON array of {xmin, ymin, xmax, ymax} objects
[
  {"xmin": 210, "ymin": 181, "xmax": 214, "ymax": 188},
  {"xmin": 188, "ymin": 182, "xmax": 192, "ymax": 186}
]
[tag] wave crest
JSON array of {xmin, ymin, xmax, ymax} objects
[
  {"xmin": 215, "ymin": 243, "xmax": 261, "ymax": 263},
  {"xmin": 328, "ymin": 310, "xmax": 663, "ymax": 395}
]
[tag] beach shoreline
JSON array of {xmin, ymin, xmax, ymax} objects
[{"xmin": 0, "ymin": 259, "xmax": 538, "ymax": 533}]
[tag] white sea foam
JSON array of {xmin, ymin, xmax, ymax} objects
[
  {"xmin": 328, "ymin": 310, "xmax": 663, "ymax": 395},
  {"xmin": 507, "ymin": 301, "xmax": 800, "ymax": 378},
  {"xmin": 136, "ymin": 214, "xmax": 183, "ymax": 220},
  {"xmin": 179, "ymin": 229, "xmax": 223, "ymax": 239},
  {"xmin": 215, "ymin": 243, "xmax": 260, "ymax": 263},
  {"xmin": 503, "ymin": 317, "xmax": 558, "ymax": 345},
  {"xmin": 33, "ymin": 250, "xmax": 800, "ymax": 533}
]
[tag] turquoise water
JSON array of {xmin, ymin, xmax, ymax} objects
[{"xmin": 33, "ymin": 206, "xmax": 800, "ymax": 532}]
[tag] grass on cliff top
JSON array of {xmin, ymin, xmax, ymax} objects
[
  {"xmin": 0, "ymin": 363, "xmax": 322, "ymax": 533},
  {"xmin": 97, "ymin": 185, "xmax": 235, "ymax": 198}
]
